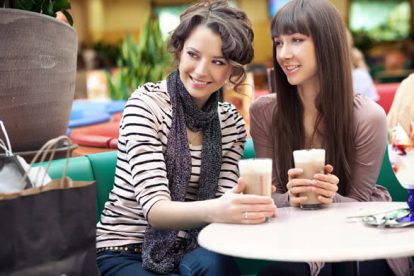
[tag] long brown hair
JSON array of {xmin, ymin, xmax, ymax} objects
[{"xmin": 271, "ymin": 0, "xmax": 354, "ymax": 195}]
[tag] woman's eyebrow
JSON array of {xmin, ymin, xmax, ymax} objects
[{"xmin": 185, "ymin": 46, "xmax": 225, "ymax": 59}]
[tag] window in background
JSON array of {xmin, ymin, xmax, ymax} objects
[
  {"xmin": 349, "ymin": 0, "xmax": 410, "ymax": 41},
  {"xmin": 155, "ymin": 1, "xmax": 238, "ymax": 40},
  {"xmin": 155, "ymin": 5, "xmax": 188, "ymax": 40},
  {"xmin": 269, "ymin": 0, "xmax": 290, "ymax": 17}
]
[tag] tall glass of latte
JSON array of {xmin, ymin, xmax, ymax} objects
[
  {"xmin": 238, "ymin": 158, "xmax": 272, "ymax": 197},
  {"xmin": 293, "ymin": 149, "xmax": 325, "ymax": 210}
]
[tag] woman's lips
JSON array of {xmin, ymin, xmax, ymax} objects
[
  {"xmin": 284, "ymin": 65, "xmax": 300, "ymax": 75},
  {"xmin": 190, "ymin": 75, "xmax": 211, "ymax": 88}
]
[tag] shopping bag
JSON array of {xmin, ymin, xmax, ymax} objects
[{"xmin": 0, "ymin": 136, "xmax": 98, "ymax": 276}]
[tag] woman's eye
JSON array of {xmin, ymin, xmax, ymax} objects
[
  {"xmin": 187, "ymin": 51, "xmax": 198, "ymax": 58},
  {"xmin": 213, "ymin": 60, "xmax": 226, "ymax": 66},
  {"xmin": 292, "ymin": 38, "xmax": 304, "ymax": 43},
  {"xmin": 274, "ymin": 40, "xmax": 282, "ymax": 47}
]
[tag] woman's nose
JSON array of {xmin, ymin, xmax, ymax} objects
[
  {"xmin": 194, "ymin": 60, "xmax": 208, "ymax": 75},
  {"xmin": 278, "ymin": 44, "xmax": 293, "ymax": 60}
]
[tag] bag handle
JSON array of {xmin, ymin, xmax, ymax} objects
[
  {"xmin": 0, "ymin": 121, "xmax": 34, "ymax": 189},
  {"xmin": 22, "ymin": 136, "xmax": 72, "ymax": 187},
  {"xmin": 0, "ymin": 121, "xmax": 13, "ymax": 156}
]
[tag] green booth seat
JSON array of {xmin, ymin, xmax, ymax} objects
[
  {"xmin": 376, "ymin": 146, "xmax": 408, "ymax": 202},
  {"xmin": 242, "ymin": 138, "xmax": 256, "ymax": 159},
  {"xmin": 37, "ymin": 139, "xmax": 408, "ymax": 275},
  {"xmin": 37, "ymin": 155, "xmax": 95, "ymax": 182}
]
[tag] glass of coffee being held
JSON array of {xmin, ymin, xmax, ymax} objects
[
  {"xmin": 238, "ymin": 158, "xmax": 272, "ymax": 197},
  {"xmin": 293, "ymin": 149, "xmax": 325, "ymax": 210}
]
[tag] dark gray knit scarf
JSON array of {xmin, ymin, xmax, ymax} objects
[{"xmin": 142, "ymin": 70, "xmax": 222, "ymax": 274}]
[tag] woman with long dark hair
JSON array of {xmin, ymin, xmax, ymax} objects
[{"xmin": 250, "ymin": 0, "xmax": 413, "ymax": 275}]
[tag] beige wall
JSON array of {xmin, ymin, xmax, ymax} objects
[
  {"xmin": 71, "ymin": 0, "xmax": 150, "ymax": 44},
  {"xmin": 70, "ymin": 0, "xmax": 87, "ymax": 44},
  {"xmin": 239, "ymin": 0, "xmax": 273, "ymax": 64},
  {"xmin": 70, "ymin": 0, "xmax": 349, "ymax": 63},
  {"xmin": 101, "ymin": 0, "xmax": 150, "ymax": 42}
]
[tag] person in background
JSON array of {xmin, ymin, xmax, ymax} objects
[
  {"xmin": 56, "ymin": 11, "xmax": 69, "ymax": 24},
  {"xmin": 387, "ymin": 73, "xmax": 414, "ymax": 143},
  {"xmin": 249, "ymin": 0, "xmax": 413, "ymax": 275},
  {"xmin": 96, "ymin": 1, "xmax": 276, "ymax": 275},
  {"xmin": 346, "ymin": 29, "xmax": 379, "ymax": 101}
]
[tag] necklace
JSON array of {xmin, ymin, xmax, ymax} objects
[{"xmin": 186, "ymin": 129, "xmax": 202, "ymax": 146}]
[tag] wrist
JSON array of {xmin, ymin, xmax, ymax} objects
[{"xmin": 203, "ymin": 198, "xmax": 216, "ymax": 224}]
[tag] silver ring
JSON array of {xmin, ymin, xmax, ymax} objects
[{"xmin": 244, "ymin": 211, "xmax": 248, "ymax": 219}]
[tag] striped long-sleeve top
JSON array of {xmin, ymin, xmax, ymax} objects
[{"xmin": 96, "ymin": 80, "xmax": 246, "ymax": 248}]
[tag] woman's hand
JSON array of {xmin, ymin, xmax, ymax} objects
[
  {"xmin": 287, "ymin": 168, "xmax": 312, "ymax": 207},
  {"xmin": 287, "ymin": 164, "xmax": 339, "ymax": 207},
  {"xmin": 312, "ymin": 164, "xmax": 339, "ymax": 205},
  {"xmin": 210, "ymin": 178, "xmax": 277, "ymax": 224}
]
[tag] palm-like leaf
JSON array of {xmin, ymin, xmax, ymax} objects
[{"xmin": 106, "ymin": 16, "xmax": 172, "ymax": 100}]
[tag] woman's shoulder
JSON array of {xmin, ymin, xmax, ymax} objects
[
  {"xmin": 130, "ymin": 80, "xmax": 169, "ymax": 101},
  {"xmin": 250, "ymin": 94, "xmax": 277, "ymax": 120},
  {"xmin": 353, "ymin": 94, "xmax": 386, "ymax": 131},
  {"xmin": 353, "ymin": 94, "xmax": 385, "ymax": 118},
  {"xmin": 126, "ymin": 80, "xmax": 170, "ymax": 110},
  {"xmin": 218, "ymin": 101, "xmax": 245, "ymax": 126}
]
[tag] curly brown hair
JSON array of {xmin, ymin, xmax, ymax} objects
[{"xmin": 168, "ymin": 0, "xmax": 254, "ymax": 90}]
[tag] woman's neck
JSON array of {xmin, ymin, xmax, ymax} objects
[
  {"xmin": 297, "ymin": 80, "xmax": 319, "ymax": 113},
  {"xmin": 298, "ymin": 79, "xmax": 318, "ymax": 99}
]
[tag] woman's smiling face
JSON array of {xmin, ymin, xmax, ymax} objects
[
  {"xmin": 179, "ymin": 25, "xmax": 232, "ymax": 108},
  {"xmin": 274, "ymin": 33, "xmax": 318, "ymax": 90}
]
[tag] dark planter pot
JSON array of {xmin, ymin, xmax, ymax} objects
[{"xmin": 0, "ymin": 9, "xmax": 77, "ymax": 152}]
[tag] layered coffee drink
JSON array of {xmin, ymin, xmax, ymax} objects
[
  {"xmin": 238, "ymin": 158, "xmax": 272, "ymax": 197},
  {"xmin": 293, "ymin": 149, "xmax": 325, "ymax": 209}
]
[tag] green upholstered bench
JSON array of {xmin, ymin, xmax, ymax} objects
[
  {"xmin": 376, "ymin": 146, "xmax": 408, "ymax": 201},
  {"xmin": 40, "ymin": 140, "xmax": 407, "ymax": 275}
]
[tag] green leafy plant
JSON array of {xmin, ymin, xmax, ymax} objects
[
  {"xmin": 1, "ymin": 0, "xmax": 73, "ymax": 25},
  {"xmin": 92, "ymin": 41, "xmax": 122, "ymax": 68},
  {"xmin": 107, "ymin": 15, "xmax": 172, "ymax": 100}
]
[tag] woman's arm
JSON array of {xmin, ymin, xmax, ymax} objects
[
  {"xmin": 334, "ymin": 97, "xmax": 390, "ymax": 202},
  {"xmin": 216, "ymin": 102, "xmax": 246, "ymax": 195},
  {"xmin": 250, "ymin": 95, "xmax": 290, "ymax": 207},
  {"xmin": 145, "ymin": 101, "xmax": 276, "ymax": 229},
  {"xmin": 148, "ymin": 184, "xmax": 276, "ymax": 229}
]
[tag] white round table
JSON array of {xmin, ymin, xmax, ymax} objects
[{"xmin": 198, "ymin": 202, "xmax": 414, "ymax": 262}]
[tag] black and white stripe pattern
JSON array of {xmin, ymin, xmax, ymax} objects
[{"xmin": 97, "ymin": 80, "xmax": 246, "ymax": 248}]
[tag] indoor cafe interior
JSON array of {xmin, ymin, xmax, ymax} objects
[
  {"xmin": 68, "ymin": 0, "xmax": 414, "ymax": 153},
  {"xmin": 1, "ymin": 0, "xmax": 414, "ymax": 275}
]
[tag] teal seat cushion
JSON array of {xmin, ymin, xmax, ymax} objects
[
  {"xmin": 86, "ymin": 151, "xmax": 117, "ymax": 222},
  {"xmin": 243, "ymin": 138, "xmax": 256, "ymax": 159},
  {"xmin": 36, "ymin": 155, "xmax": 95, "ymax": 181}
]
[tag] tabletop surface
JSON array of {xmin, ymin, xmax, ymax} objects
[{"xmin": 198, "ymin": 202, "xmax": 414, "ymax": 262}]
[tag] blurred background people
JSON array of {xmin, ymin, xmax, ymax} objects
[
  {"xmin": 387, "ymin": 73, "xmax": 414, "ymax": 143},
  {"xmin": 347, "ymin": 29, "xmax": 379, "ymax": 101}
]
